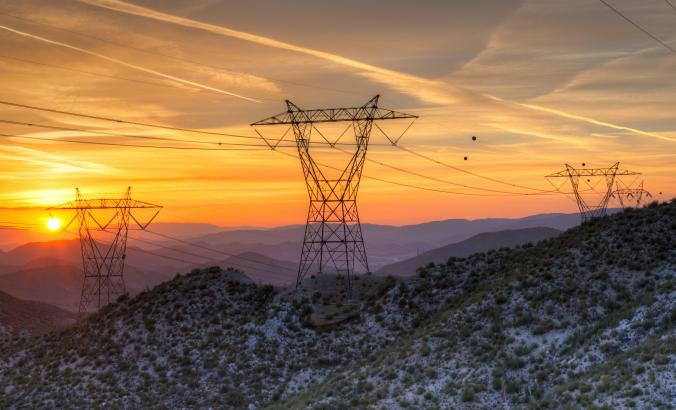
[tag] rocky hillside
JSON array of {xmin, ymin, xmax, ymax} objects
[
  {"xmin": 0, "ymin": 201, "xmax": 673, "ymax": 409},
  {"xmin": 377, "ymin": 226, "xmax": 561, "ymax": 277},
  {"xmin": 0, "ymin": 290, "xmax": 76, "ymax": 338}
]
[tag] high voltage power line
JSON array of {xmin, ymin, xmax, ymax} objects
[
  {"xmin": 0, "ymin": 100, "xmax": 387, "ymax": 147},
  {"xmin": 0, "ymin": 119, "xmax": 285, "ymax": 148},
  {"xmin": 0, "ymin": 99, "xmax": 560, "ymax": 196},
  {"xmin": 0, "ymin": 132, "xmax": 269, "ymax": 151},
  {"xmin": 144, "ymin": 230, "xmax": 296, "ymax": 273},
  {"xmin": 0, "ymin": 221, "xmax": 297, "ymax": 276},
  {"xmin": 598, "ymin": 0, "xmax": 676, "ymax": 54},
  {"xmin": 0, "ymin": 12, "xmax": 606, "ymax": 196},
  {"xmin": 665, "ymin": 0, "xmax": 676, "ymax": 12}
]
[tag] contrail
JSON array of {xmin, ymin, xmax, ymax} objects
[
  {"xmin": 0, "ymin": 24, "xmax": 261, "ymax": 103},
  {"xmin": 78, "ymin": 0, "xmax": 675, "ymax": 143},
  {"xmin": 514, "ymin": 101, "xmax": 676, "ymax": 143}
]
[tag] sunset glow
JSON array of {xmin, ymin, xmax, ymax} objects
[
  {"xmin": 46, "ymin": 218, "xmax": 61, "ymax": 231},
  {"xmin": 0, "ymin": 0, "xmax": 673, "ymax": 233}
]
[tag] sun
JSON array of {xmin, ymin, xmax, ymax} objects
[{"xmin": 47, "ymin": 218, "xmax": 61, "ymax": 231}]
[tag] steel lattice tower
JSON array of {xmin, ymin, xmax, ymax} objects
[
  {"xmin": 613, "ymin": 180, "xmax": 651, "ymax": 209},
  {"xmin": 252, "ymin": 96, "xmax": 417, "ymax": 294},
  {"xmin": 49, "ymin": 187, "xmax": 161, "ymax": 314},
  {"xmin": 546, "ymin": 162, "xmax": 640, "ymax": 222}
]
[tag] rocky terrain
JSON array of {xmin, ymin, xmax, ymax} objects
[{"xmin": 0, "ymin": 201, "xmax": 673, "ymax": 409}]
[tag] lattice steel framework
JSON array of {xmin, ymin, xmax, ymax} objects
[
  {"xmin": 613, "ymin": 180, "xmax": 651, "ymax": 209},
  {"xmin": 252, "ymin": 95, "xmax": 417, "ymax": 294},
  {"xmin": 546, "ymin": 162, "xmax": 640, "ymax": 222},
  {"xmin": 48, "ymin": 187, "xmax": 161, "ymax": 314}
]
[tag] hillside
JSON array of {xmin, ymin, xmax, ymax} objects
[
  {"xmin": 0, "ymin": 202, "xmax": 673, "ymax": 408},
  {"xmin": 377, "ymin": 227, "xmax": 561, "ymax": 277},
  {"xmin": 0, "ymin": 290, "xmax": 76, "ymax": 338}
]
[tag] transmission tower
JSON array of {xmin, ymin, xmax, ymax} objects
[
  {"xmin": 546, "ymin": 162, "xmax": 640, "ymax": 222},
  {"xmin": 48, "ymin": 187, "xmax": 161, "ymax": 314},
  {"xmin": 252, "ymin": 95, "xmax": 417, "ymax": 295},
  {"xmin": 613, "ymin": 180, "xmax": 651, "ymax": 209}
]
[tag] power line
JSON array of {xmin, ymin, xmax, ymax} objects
[
  {"xmin": 274, "ymin": 149, "xmax": 535, "ymax": 197},
  {"xmin": 394, "ymin": 145, "xmax": 557, "ymax": 194},
  {"xmin": 144, "ymin": 229, "xmax": 296, "ymax": 273},
  {"xmin": 125, "ymin": 232, "xmax": 288, "ymax": 276},
  {"xmin": 0, "ymin": 119, "xmax": 287, "ymax": 148},
  {"xmin": 664, "ymin": 0, "xmax": 676, "ymax": 12},
  {"xmin": 0, "ymin": 99, "xmax": 257, "ymax": 140},
  {"xmin": 0, "ymin": 132, "xmax": 269, "ymax": 151},
  {"xmin": 0, "ymin": 99, "xmax": 571, "ymax": 196},
  {"xmin": 598, "ymin": 0, "xmax": 676, "ymax": 54},
  {"xmin": 0, "ymin": 100, "xmax": 386, "ymax": 147}
]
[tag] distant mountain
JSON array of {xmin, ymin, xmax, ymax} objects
[
  {"xmin": 0, "ymin": 203, "xmax": 672, "ymax": 408},
  {"xmin": 0, "ymin": 290, "xmax": 76, "ymax": 337},
  {"xmin": 0, "ymin": 210, "xmax": 607, "ymax": 305},
  {"xmin": 190, "ymin": 211, "xmax": 593, "ymax": 269},
  {"xmin": 377, "ymin": 227, "xmax": 561, "ymax": 276},
  {"xmin": 0, "ymin": 264, "xmax": 19, "ymax": 276},
  {"xmin": 0, "ymin": 257, "xmax": 173, "ymax": 311}
]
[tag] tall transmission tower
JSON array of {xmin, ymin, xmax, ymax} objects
[
  {"xmin": 48, "ymin": 187, "xmax": 161, "ymax": 314},
  {"xmin": 546, "ymin": 162, "xmax": 640, "ymax": 222},
  {"xmin": 613, "ymin": 180, "xmax": 652, "ymax": 209},
  {"xmin": 252, "ymin": 95, "xmax": 417, "ymax": 295}
]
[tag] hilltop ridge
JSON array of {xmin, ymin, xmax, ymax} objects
[{"xmin": 0, "ymin": 202, "xmax": 673, "ymax": 409}]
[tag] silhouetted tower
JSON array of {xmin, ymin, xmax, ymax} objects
[
  {"xmin": 49, "ymin": 187, "xmax": 161, "ymax": 314},
  {"xmin": 252, "ymin": 96, "xmax": 417, "ymax": 295},
  {"xmin": 613, "ymin": 180, "xmax": 651, "ymax": 208},
  {"xmin": 546, "ymin": 162, "xmax": 640, "ymax": 222}
]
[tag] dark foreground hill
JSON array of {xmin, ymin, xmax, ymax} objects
[
  {"xmin": 0, "ymin": 291, "xmax": 76, "ymax": 338},
  {"xmin": 0, "ymin": 202, "xmax": 673, "ymax": 409},
  {"xmin": 377, "ymin": 226, "xmax": 561, "ymax": 277}
]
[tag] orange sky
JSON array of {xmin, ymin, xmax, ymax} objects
[{"xmin": 0, "ymin": 0, "xmax": 674, "ymax": 237}]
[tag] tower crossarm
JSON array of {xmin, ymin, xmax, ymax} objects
[
  {"xmin": 251, "ymin": 96, "xmax": 417, "ymax": 126},
  {"xmin": 48, "ymin": 199, "xmax": 162, "ymax": 210},
  {"xmin": 545, "ymin": 163, "xmax": 640, "ymax": 178}
]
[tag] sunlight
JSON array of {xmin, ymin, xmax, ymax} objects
[{"xmin": 47, "ymin": 217, "xmax": 61, "ymax": 231}]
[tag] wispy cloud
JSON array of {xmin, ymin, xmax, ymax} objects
[
  {"xmin": 76, "ymin": 0, "xmax": 676, "ymax": 144},
  {"xmin": 0, "ymin": 23, "xmax": 262, "ymax": 103}
]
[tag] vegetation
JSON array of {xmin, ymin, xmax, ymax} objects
[{"xmin": 0, "ymin": 200, "xmax": 674, "ymax": 409}]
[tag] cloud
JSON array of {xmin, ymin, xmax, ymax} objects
[
  {"xmin": 0, "ymin": 23, "xmax": 262, "ymax": 103},
  {"xmin": 76, "ymin": 0, "xmax": 676, "ymax": 145}
]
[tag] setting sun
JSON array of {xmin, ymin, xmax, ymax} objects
[{"xmin": 47, "ymin": 218, "xmax": 61, "ymax": 231}]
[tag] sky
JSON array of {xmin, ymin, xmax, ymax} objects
[{"xmin": 0, "ymin": 0, "xmax": 674, "ymax": 237}]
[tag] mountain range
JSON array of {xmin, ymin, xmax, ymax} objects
[
  {"xmin": 0, "ymin": 210, "xmax": 584, "ymax": 310},
  {"xmin": 0, "ymin": 290, "xmax": 76, "ymax": 337},
  {"xmin": 0, "ymin": 202, "xmax": 672, "ymax": 408}
]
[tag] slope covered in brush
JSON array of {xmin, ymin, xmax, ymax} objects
[
  {"xmin": 0, "ymin": 201, "xmax": 673, "ymax": 409},
  {"xmin": 277, "ymin": 201, "xmax": 675, "ymax": 409}
]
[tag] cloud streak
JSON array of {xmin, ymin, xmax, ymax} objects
[
  {"xmin": 76, "ymin": 0, "xmax": 675, "ymax": 144},
  {"xmin": 0, "ymin": 24, "xmax": 262, "ymax": 103}
]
